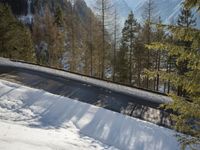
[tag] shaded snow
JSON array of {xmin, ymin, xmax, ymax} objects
[{"xmin": 0, "ymin": 79, "xmax": 181, "ymax": 150}]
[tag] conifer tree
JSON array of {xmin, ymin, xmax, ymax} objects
[
  {"xmin": 153, "ymin": 17, "xmax": 166, "ymax": 91},
  {"xmin": 54, "ymin": 5, "xmax": 64, "ymax": 27},
  {"xmin": 176, "ymin": 6, "xmax": 196, "ymax": 96},
  {"xmin": 116, "ymin": 41, "xmax": 129, "ymax": 83},
  {"xmin": 147, "ymin": 4, "xmax": 200, "ymax": 148},
  {"xmin": 84, "ymin": 10, "xmax": 94, "ymax": 76},
  {"xmin": 33, "ymin": 6, "xmax": 64, "ymax": 67},
  {"xmin": 142, "ymin": 0, "xmax": 156, "ymax": 89},
  {"xmin": 117, "ymin": 11, "xmax": 139, "ymax": 84},
  {"xmin": 148, "ymin": 26, "xmax": 200, "ymax": 150},
  {"xmin": 177, "ymin": 7, "xmax": 196, "ymax": 28},
  {"xmin": 112, "ymin": 7, "xmax": 120, "ymax": 82},
  {"xmin": 133, "ymin": 29, "xmax": 145, "ymax": 87},
  {"xmin": 68, "ymin": 0, "xmax": 76, "ymax": 71},
  {"xmin": 94, "ymin": 0, "xmax": 113, "ymax": 79},
  {"xmin": 0, "ymin": 4, "xmax": 35, "ymax": 62},
  {"xmin": 184, "ymin": 0, "xmax": 200, "ymax": 11}
]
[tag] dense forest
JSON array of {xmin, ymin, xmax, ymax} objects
[{"xmin": 0, "ymin": 0, "xmax": 200, "ymax": 148}]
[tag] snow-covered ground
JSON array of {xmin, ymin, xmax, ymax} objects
[
  {"xmin": 0, "ymin": 79, "xmax": 181, "ymax": 150},
  {"xmin": 0, "ymin": 121, "xmax": 114, "ymax": 150}
]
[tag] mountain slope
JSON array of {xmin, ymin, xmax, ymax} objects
[
  {"xmin": 85, "ymin": 0, "xmax": 200, "ymax": 28},
  {"xmin": 130, "ymin": 0, "xmax": 183, "ymax": 23}
]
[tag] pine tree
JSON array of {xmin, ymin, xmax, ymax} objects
[
  {"xmin": 116, "ymin": 41, "xmax": 129, "ymax": 83},
  {"xmin": 177, "ymin": 7, "xmax": 196, "ymax": 28},
  {"xmin": 32, "ymin": 6, "xmax": 64, "ymax": 68},
  {"xmin": 112, "ymin": 7, "xmax": 120, "ymax": 82},
  {"xmin": 83, "ymin": 8, "xmax": 101, "ymax": 77},
  {"xmin": 134, "ymin": 29, "xmax": 146, "ymax": 87},
  {"xmin": 68, "ymin": 0, "xmax": 76, "ymax": 71},
  {"xmin": 117, "ymin": 11, "xmax": 139, "ymax": 84},
  {"xmin": 90, "ymin": 18, "xmax": 106, "ymax": 78},
  {"xmin": 176, "ymin": 6, "xmax": 197, "ymax": 96},
  {"xmin": 94, "ymin": 0, "xmax": 113, "ymax": 79},
  {"xmin": 153, "ymin": 17, "xmax": 166, "ymax": 91},
  {"xmin": 184, "ymin": 0, "xmax": 200, "ymax": 11},
  {"xmin": 147, "ymin": 11, "xmax": 200, "ymax": 150},
  {"xmin": 84, "ymin": 10, "xmax": 94, "ymax": 76},
  {"xmin": 0, "ymin": 4, "xmax": 35, "ymax": 62},
  {"xmin": 142, "ymin": 0, "xmax": 156, "ymax": 89},
  {"xmin": 54, "ymin": 5, "xmax": 64, "ymax": 27},
  {"xmin": 148, "ymin": 26, "xmax": 200, "ymax": 150}
]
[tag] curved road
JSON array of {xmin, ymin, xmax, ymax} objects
[{"xmin": 0, "ymin": 63, "xmax": 172, "ymax": 127}]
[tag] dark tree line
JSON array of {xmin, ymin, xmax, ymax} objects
[{"xmin": 0, "ymin": 3, "xmax": 35, "ymax": 62}]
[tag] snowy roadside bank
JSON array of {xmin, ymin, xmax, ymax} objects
[
  {"xmin": 0, "ymin": 79, "xmax": 180, "ymax": 150},
  {"xmin": 0, "ymin": 57, "xmax": 171, "ymax": 104}
]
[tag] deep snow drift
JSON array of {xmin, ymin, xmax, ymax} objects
[{"xmin": 0, "ymin": 79, "xmax": 181, "ymax": 150}]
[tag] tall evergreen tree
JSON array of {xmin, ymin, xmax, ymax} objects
[
  {"xmin": 112, "ymin": 7, "xmax": 120, "ymax": 82},
  {"xmin": 0, "ymin": 4, "xmax": 35, "ymax": 62},
  {"xmin": 177, "ymin": 7, "xmax": 196, "ymax": 28},
  {"xmin": 68, "ymin": 0, "xmax": 76, "ymax": 71},
  {"xmin": 152, "ymin": 17, "xmax": 166, "ymax": 91},
  {"xmin": 32, "ymin": 6, "xmax": 64, "ymax": 67},
  {"xmin": 176, "ymin": 6, "xmax": 196, "ymax": 96},
  {"xmin": 117, "ymin": 11, "xmax": 139, "ymax": 84},
  {"xmin": 84, "ymin": 10, "xmax": 94, "ymax": 76},
  {"xmin": 142, "ymin": 0, "xmax": 156, "ymax": 89},
  {"xmin": 54, "ymin": 5, "xmax": 64, "ymax": 27},
  {"xmin": 147, "ymin": 2, "xmax": 200, "ymax": 148},
  {"xmin": 116, "ymin": 41, "xmax": 129, "ymax": 83},
  {"xmin": 148, "ymin": 26, "xmax": 200, "ymax": 150},
  {"xmin": 94, "ymin": 0, "xmax": 113, "ymax": 79},
  {"xmin": 133, "ymin": 28, "xmax": 146, "ymax": 87},
  {"xmin": 184, "ymin": 0, "xmax": 200, "ymax": 11}
]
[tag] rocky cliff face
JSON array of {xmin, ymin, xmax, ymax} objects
[
  {"xmin": 0, "ymin": 0, "xmax": 34, "ymax": 24},
  {"xmin": 0, "ymin": 0, "xmax": 93, "ymax": 25},
  {"xmin": 0, "ymin": 0, "xmax": 33, "ymax": 15}
]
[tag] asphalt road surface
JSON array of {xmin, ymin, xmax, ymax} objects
[{"xmin": 0, "ymin": 65, "xmax": 171, "ymax": 127}]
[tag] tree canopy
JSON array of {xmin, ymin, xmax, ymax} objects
[{"xmin": 0, "ymin": 4, "xmax": 35, "ymax": 62}]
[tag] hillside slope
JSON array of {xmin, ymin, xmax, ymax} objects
[{"xmin": 85, "ymin": 0, "xmax": 200, "ymax": 28}]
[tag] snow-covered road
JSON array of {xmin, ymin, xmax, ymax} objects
[
  {"xmin": 0, "ymin": 79, "xmax": 180, "ymax": 150},
  {"xmin": 0, "ymin": 58, "xmax": 172, "ymax": 126},
  {"xmin": 0, "ymin": 58, "xmax": 171, "ymax": 104}
]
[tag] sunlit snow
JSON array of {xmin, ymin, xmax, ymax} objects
[{"xmin": 0, "ymin": 79, "xmax": 181, "ymax": 150}]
